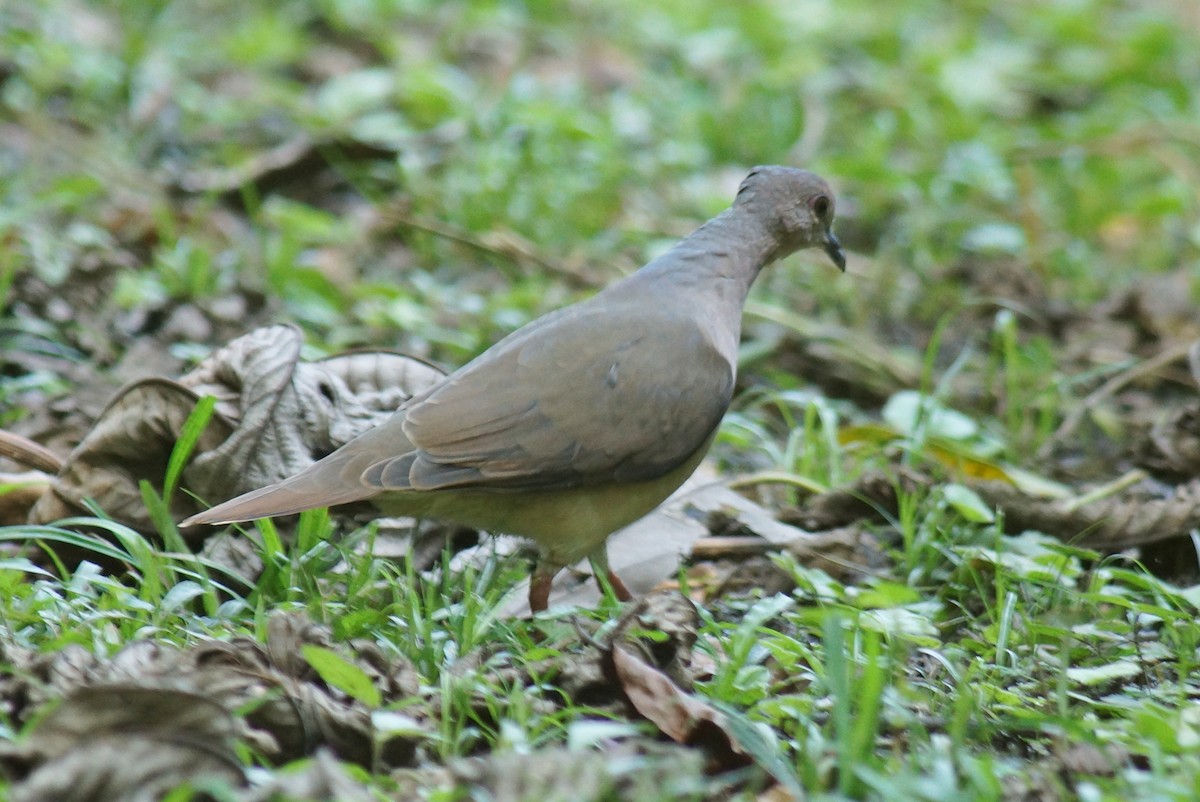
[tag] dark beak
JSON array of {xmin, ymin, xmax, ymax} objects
[{"xmin": 823, "ymin": 229, "xmax": 846, "ymax": 272}]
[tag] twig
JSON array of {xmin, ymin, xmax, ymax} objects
[
  {"xmin": 382, "ymin": 207, "xmax": 607, "ymax": 291},
  {"xmin": 1040, "ymin": 340, "xmax": 1195, "ymax": 460},
  {"xmin": 725, "ymin": 470, "xmax": 828, "ymax": 495},
  {"xmin": 0, "ymin": 430, "xmax": 63, "ymax": 474},
  {"xmin": 1061, "ymin": 469, "xmax": 1148, "ymax": 513}
]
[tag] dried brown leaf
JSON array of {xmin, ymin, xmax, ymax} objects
[
  {"xmin": 1, "ymin": 610, "xmax": 423, "ymax": 779},
  {"xmin": 795, "ymin": 466, "xmax": 1200, "ymax": 555},
  {"xmin": 243, "ymin": 747, "xmax": 373, "ymax": 802},
  {"xmin": 171, "ymin": 136, "xmax": 399, "ymax": 203},
  {"xmin": 1056, "ymin": 741, "xmax": 1129, "ymax": 776},
  {"xmin": 4, "ymin": 685, "xmax": 243, "ymax": 802},
  {"xmin": 611, "ymin": 642, "xmax": 750, "ymax": 773},
  {"xmin": 183, "ymin": 324, "xmax": 444, "ymax": 512},
  {"xmin": 610, "ymin": 591, "xmax": 702, "ymax": 686},
  {"xmin": 973, "ymin": 479, "xmax": 1200, "ymax": 549},
  {"xmin": 27, "ymin": 378, "xmax": 235, "ymax": 529},
  {"xmin": 597, "ymin": 592, "xmax": 753, "ymax": 773},
  {"xmin": 20, "ymin": 324, "xmax": 444, "ymax": 540},
  {"xmin": 449, "ymin": 744, "xmax": 705, "ymax": 802}
]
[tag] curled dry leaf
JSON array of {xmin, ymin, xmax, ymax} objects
[
  {"xmin": 27, "ymin": 378, "xmax": 236, "ymax": 530},
  {"xmin": 0, "ymin": 642, "xmax": 103, "ymax": 720},
  {"xmin": 18, "ymin": 324, "xmax": 444, "ymax": 534},
  {"xmin": 189, "ymin": 611, "xmax": 422, "ymax": 768},
  {"xmin": 478, "ymin": 628, "xmax": 617, "ymax": 720},
  {"xmin": 0, "ymin": 610, "xmax": 425, "ymax": 792},
  {"xmin": 242, "ymin": 747, "xmax": 373, "ymax": 802},
  {"xmin": 251, "ymin": 680, "xmax": 376, "ymax": 767},
  {"xmin": 182, "ymin": 324, "xmax": 445, "ymax": 512},
  {"xmin": 611, "ymin": 647, "xmax": 751, "ymax": 775},
  {"xmin": 972, "ymin": 478, "xmax": 1200, "ymax": 550},
  {"xmin": 606, "ymin": 597, "xmax": 804, "ymax": 796},
  {"xmin": 1, "ymin": 685, "xmax": 244, "ymax": 802},
  {"xmin": 464, "ymin": 592, "xmax": 709, "ymax": 734},
  {"xmin": 171, "ymin": 135, "xmax": 399, "ymax": 203},
  {"xmin": 195, "ymin": 528, "xmax": 264, "ymax": 586},
  {"xmin": 1055, "ymin": 741, "xmax": 1129, "ymax": 776},
  {"xmin": 604, "ymin": 592, "xmax": 753, "ymax": 773},
  {"xmin": 1139, "ymin": 340, "xmax": 1200, "ymax": 480},
  {"xmin": 794, "ymin": 466, "xmax": 1200, "ymax": 555},
  {"xmin": 610, "ymin": 591, "xmax": 703, "ymax": 688},
  {"xmin": 263, "ymin": 606, "xmax": 335, "ymax": 680},
  {"xmin": 449, "ymin": 744, "xmax": 706, "ymax": 802}
]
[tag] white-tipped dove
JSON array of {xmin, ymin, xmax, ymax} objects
[{"xmin": 183, "ymin": 166, "xmax": 845, "ymax": 611}]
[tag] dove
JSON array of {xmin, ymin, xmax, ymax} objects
[{"xmin": 184, "ymin": 166, "xmax": 845, "ymax": 611}]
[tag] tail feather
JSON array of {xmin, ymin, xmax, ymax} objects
[
  {"xmin": 181, "ymin": 476, "xmax": 376, "ymax": 526},
  {"xmin": 182, "ymin": 415, "xmax": 412, "ymax": 527}
]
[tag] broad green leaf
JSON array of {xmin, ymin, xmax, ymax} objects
[{"xmin": 302, "ymin": 645, "xmax": 382, "ymax": 708}]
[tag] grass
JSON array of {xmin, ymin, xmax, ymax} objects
[
  {"xmin": 4, "ymin": 496, "xmax": 1200, "ymax": 797},
  {"xmin": 3, "ymin": 0, "xmax": 1200, "ymax": 798}
]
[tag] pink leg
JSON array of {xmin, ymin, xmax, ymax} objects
[
  {"xmin": 606, "ymin": 569, "xmax": 633, "ymax": 602},
  {"xmin": 529, "ymin": 561, "xmax": 560, "ymax": 613},
  {"xmin": 588, "ymin": 545, "xmax": 633, "ymax": 602}
]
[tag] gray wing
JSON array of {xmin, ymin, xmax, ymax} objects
[{"xmin": 365, "ymin": 299, "xmax": 735, "ymax": 493}]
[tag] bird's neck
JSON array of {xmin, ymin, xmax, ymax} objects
[{"xmin": 640, "ymin": 205, "xmax": 779, "ymax": 302}]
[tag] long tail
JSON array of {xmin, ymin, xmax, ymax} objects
[{"xmin": 182, "ymin": 416, "xmax": 410, "ymax": 526}]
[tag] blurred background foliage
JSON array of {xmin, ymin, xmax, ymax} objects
[
  {"xmin": 4, "ymin": 3, "xmax": 1200, "ymax": 797},
  {"xmin": 1, "ymin": 0, "xmax": 1198, "ymax": 452}
]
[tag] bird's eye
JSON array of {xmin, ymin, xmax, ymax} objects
[{"xmin": 811, "ymin": 195, "xmax": 830, "ymax": 218}]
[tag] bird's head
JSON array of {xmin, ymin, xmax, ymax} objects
[{"xmin": 735, "ymin": 165, "xmax": 846, "ymax": 271}]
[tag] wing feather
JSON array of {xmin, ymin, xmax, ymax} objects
[{"xmin": 369, "ymin": 296, "xmax": 734, "ymax": 493}]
